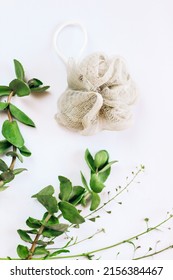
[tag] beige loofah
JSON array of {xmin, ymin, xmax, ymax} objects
[{"xmin": 55, "ymin": 53, "xmax": 138, "ymax": 135}]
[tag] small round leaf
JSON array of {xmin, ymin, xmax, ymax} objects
[
  {"xmin": 28, "ymin": 78, "xmax": 43, "ymax": 88},
  {"xmin": 94, "ymin": 150, "xmax": 109, "ymax": 169},
  {"xmin": 59, "ymin": 201, "xmax": 85, "ymax": 224},
  {"xmin": 17, "ymin": 245, "xmax": 29, "ymax": 259},
  {"xmin": 14, "ymin": 59, "xmax": 25, "ymax": 81},
  {"xmin": 90, "ymin": 192, "xmax": 101, "ymax": 211},
  {"xmin": 9, "ymin": 79, "xmax": 31, "ymax": 97},
  {"xmin": 2, "ymin": 120, "xmax": 24, "ymax": 148},
  {"xmin": 90, "ymin": 174, "xmax": 105, "ymax": 193}
]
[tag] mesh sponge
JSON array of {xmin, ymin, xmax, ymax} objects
[{"xmin": 55, "ymin": 53, "xmax": 138, "ymax": 135}]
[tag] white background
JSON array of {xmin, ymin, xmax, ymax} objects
[{"xmin": 0, "ymin": 0, "xmax": 173, "ymax": 260}]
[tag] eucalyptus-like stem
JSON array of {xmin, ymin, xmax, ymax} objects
[
  {"xmin": 133, "ymin": 244, "xmax": 173, "ymax": 260},
  {"xmin": 27, "ymin": 213, "xmax": 52, "ymax": 260},
  {"xmin": 85, "ymin": 166, "xmax": 144, "ymax": 220},
  {"xmin": 7, "ymin": 91, "xmax": 17, "ymax": 171}
]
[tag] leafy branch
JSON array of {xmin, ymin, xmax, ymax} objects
[
  {"xmin": 0, "ymin": 149, "xmax": 172, "ymax": 260},
  {"xmin": 0, "ymin": 60, "xmax": 49, "ymax": 192},
  {"xmin": 14, "ymin": 149, "xmax": 117, "ymax": 260}
]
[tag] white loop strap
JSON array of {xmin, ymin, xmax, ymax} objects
[{"xmin": 54, "ymin": 21, "xmax": 88, "ymax": 65}]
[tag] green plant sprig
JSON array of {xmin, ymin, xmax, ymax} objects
[
  {"xmin": 15, "ymin": 149, "xmax": 118, "ymax": 260},
  {"xmin": 84, "ymin": 164, "xmax": 144, "ymax": 221},
  {"xmin": 0, "ymin": 149, "xmax": 172, "ymax": 260},
  {"xmin": 0, "ymin": 60, "xmax": 49, "ymax": 192},
  {"xmin": 22, "ymin": 214, "xmax": 173, "ymax": 260}
]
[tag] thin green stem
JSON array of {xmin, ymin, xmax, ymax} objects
[
  {"xmin": 44, "ymin": 214, "xmax": 173, "ymax": 260},
  {"xmin": 68, "ymin": 229, "xmax": 104, "ymax": 248},
  {"xmin": 133, "ymin": 244, "xmax": 173, "ymax": 260},
  {"xmin": 85, "ymin": 166, "xmax": 143, "ymax": 220},
  {"xmin": 0, "ymin": 216, "xmax": 172, "ymax": 261},
  {"xmin": 47, "ymin": 229, "xmax": 105, "ymax": 251}
]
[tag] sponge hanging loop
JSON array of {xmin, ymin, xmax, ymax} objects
[{"xmin": 53, "ymin": 21, "xmax": 88, "ymax": 65}]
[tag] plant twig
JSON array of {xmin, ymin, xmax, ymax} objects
[{"xmin": 27, "ymin": 213, "xmax": 52, "ymax": 260}]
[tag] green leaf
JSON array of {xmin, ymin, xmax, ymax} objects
[
  {"xmin": 31, "ymin": 86, "xmax": 50, "ymax": 93},
  {"xmin": 42, "ymin": 213, "xmax": 59, "ymax": 225},
  {"xmin": 0, "ymin": 86, "xmax": 11, "ymax": 96},
  {"xmin": 90, "ymin": 192, "xmax": 101, "ymax": 211},
  {"xmin": 85, "ymin": 149, "xmax": 95, "ymax": 172},
  {"xmin": 28, "ymin": 78, "xmax": 43, "ymax": 88},
  {"xmin": 17, "ymin": 245, "xmax": 29, "ymax": 259},
  {"xmin": 14, "ymin": 59, "xmax": 25, "ymax": 81},
  {"xmin": 9, "ymin": 104, "xmax": 35, "ymax": 127},
  {"xmin": 6, "ymin": 151, "xmax": 23, "ymax": 163},
  {"xmin": 9, "ymin": 79, "xmax": 31, "ymax": 97},
  {"xmin": 42, "ymin": 228, "xmax": 64, "ymax": 238},
  {"xmin": 13, "ymin": 168, "xmax": 27, "ymax": 175},
  {"xmin": 90, "ymin": 174, "xmax": 105, "ymax": 193},
  {"xmin": 0, "ymin": 102, "xmax": 9, "ymax": 110},
  {"xmin": 0, "ymin": 159, "xmax": 8, "ymax": 171},
  {"xmin": 50, "ymin": 249, "xmax": 70, "ymax": 257},
  {"xmin": 99, "ymin": 161, "xmax": 118, "ymax": 173},
  {"xmin": 36, "ymin": 240, "xmax": 51, "ymax": 246},
  {"xmin": 18, "ymin": 145, "xmax": 31, "ymax": 157},
  {"xmin": 32, "ymin": 185, "xmax": 54, "ymax": 198},
  {"xmin": 98, "ymin": 168, "xmax": 111, "ymax": 183},
  {"xmin": 34, "ymin": 246, "xmax": 49, "ymax": 256},
  {"xmin": 58, "ymin": 176, "xmax": 72, "ymax": 201},
  {"xmin": 2, "ymin": 120, "xmax": 24, "ymax": 148},
  {"xmin": 69, "ymin": 186, "xmax": 85, "ymax": 205},
  {"xmin": 43, "ymin": 223, "xmax": 68, "ymax": 232},
  {"xmin": 26, "ymin": 217, "xmax": 41, "ymax": 229},
  {"xmin": 0, "ymin": 140, "xmax": 12, "ymax": 154},
  {"xmin": 25, "ymin": 229, "xmax": 38, "ymax": 234},
  {"xmin": 59, "ymin": 201, "xmax": 85, "ymax": 224},
  {"xmin": 17, "ymin": 229, "xmax": 32, "ymax": 243},
  {"xmin": 37, "ymin": 195, "xmax": 58, "ymax": 214},
  {"xmin": 0, "ymin": 170, "xmax": 15, "ymax": 183},
  {"xmin": 32, "ymin": 186, "xmax": 58, "ymax": 214},
  {"xmin": 94, "ymin": 150, "xmax": 109, "ymax": 169},
  {"xmin": 80, "ymin": 171, "xmax": 90, "ymax": 192}
]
